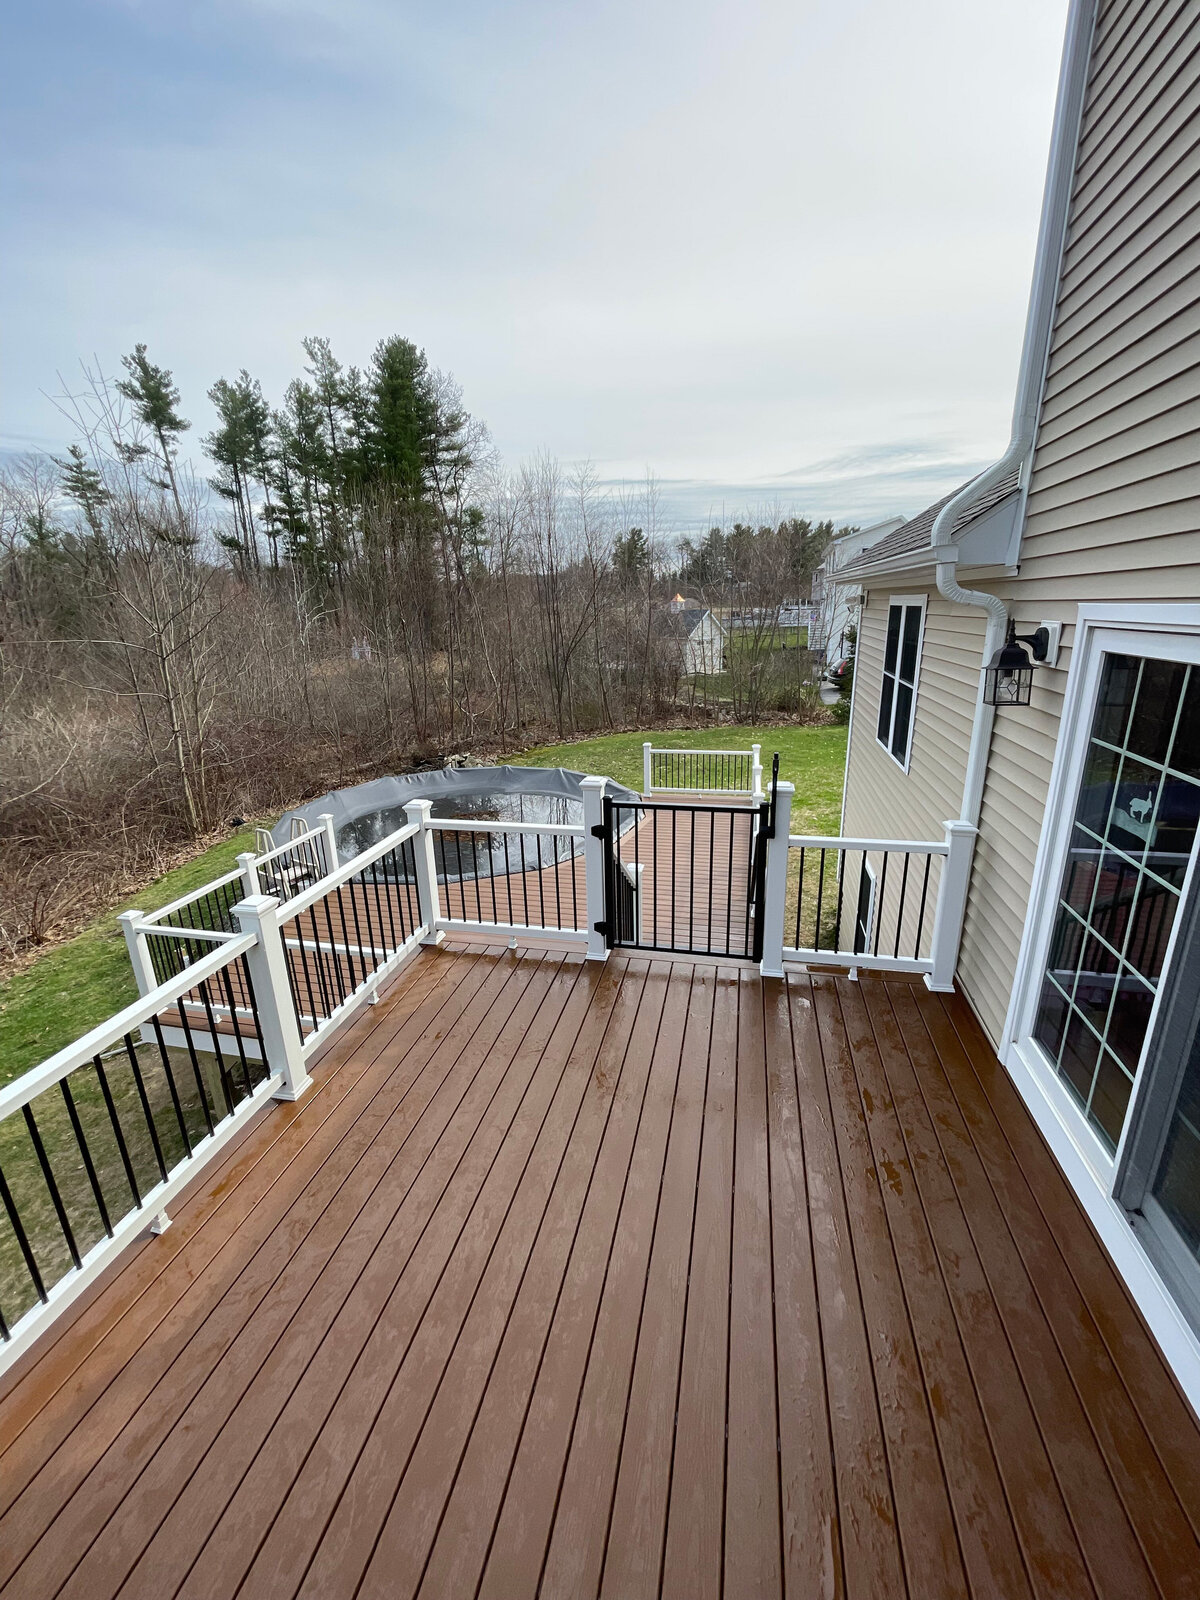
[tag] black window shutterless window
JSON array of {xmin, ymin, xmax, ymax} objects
[{"xmin": 877, "ymin": 599, "xmax": 925, "ymax": 769}]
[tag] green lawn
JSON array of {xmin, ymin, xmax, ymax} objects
[
  {"xmin": 0, "ymin": 828, "xmax": 262, "ymax": 1090},
  {"xmin": 516, "ymin": 723, "xmax": 846, "ymax": 837}
]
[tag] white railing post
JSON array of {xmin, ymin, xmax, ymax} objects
[
  {"xmin": 318, "ymin": 812, "xmax": 339, "ymax": 876},
  {"xmin": 232, "ymin": 894, "xmax": 312, "ymax": 1101},
  {"xmin": 237, "ymin": 850, "xmax": 261, "ymax": 897},
  {"xmin": 758, "ymin": 781, "xmax": 794, "ymax": 979},
  {"xmin": 925, "ymin": 819, "xmax": 978, "ymax": 993},
  {"xmin": 404, "ymin": 799, "xmax": 446, "ymax": 946},
  {"xmin": 751, "ymin": 743, "xmax": 763, "ymax": 798},
  {"xmin": 580, "ymin": 776, "xmax": 610, "ymax": 961},
  {"xmin": 643, "ymin": 741, "xmax": 653, "ymax": 796},
  {"xmin": 117, "ymin": 909, "xmax": 157, "ymax": 998}
]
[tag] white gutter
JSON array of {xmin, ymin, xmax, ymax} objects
[{"xmin": 931, "ymin": 0, "xmax": 1097, "ymax": 826}]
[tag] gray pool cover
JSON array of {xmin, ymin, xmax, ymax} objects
[{"xmin": 272, "ymin": 765, "xmax": 638, "ymax": 863}]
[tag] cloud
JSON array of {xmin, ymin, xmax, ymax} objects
[{"xmin": 2, "ymin": 0, "xmax": 1070, "ymax": 529}]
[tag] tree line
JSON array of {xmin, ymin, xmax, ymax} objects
[{"xmin": 0, "ymin": 335, "xmax": 838, "ymax": 964}]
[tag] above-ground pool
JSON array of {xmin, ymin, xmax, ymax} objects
[{"xmin": 273, "ymin": 765, "xmax": 637, "ymax": 880}]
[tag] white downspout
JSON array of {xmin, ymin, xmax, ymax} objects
[
  {"xmin": 930, "ymin": 0, "xmax": 1096, "ymax": 826},
  {"xmin": 933, "ymin": 545, "xmax": 1007, "ymax": 826}
]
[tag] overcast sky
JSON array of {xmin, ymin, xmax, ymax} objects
[{"xmin": 3, "ymin": 0, "xmax": 1070, "ymax": 530}]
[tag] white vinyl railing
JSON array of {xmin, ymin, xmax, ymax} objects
[
  {"xmin": 755, "ymin": 782, "xmax": 975, "ymax": 988},
  {"xmin": 643, "ymin": 741, "xmax": 763, "ymax": 798},
  {"xmin": 0, "ymin": 931, "xmax": 287, "ymax": 1373},
  {"xmin": 1, "ymin": 770, "xmax": 978, "ymax": 1373}
]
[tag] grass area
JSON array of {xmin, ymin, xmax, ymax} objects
[
  {"xmin": 515, "ymin": 723, "xmax": 846, "ymax": 836},
  {"xmin": 0, "ymin": 827, "xmax": 263, "ymax": 1090},
  {"xmin": 724, "ymin": 625, "xmax": 807, "ymax": 656}
]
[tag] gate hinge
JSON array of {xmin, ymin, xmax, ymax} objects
[
  {"xmin": 590, "ymin": 823, "xmax": 607, "ymax": 838},
  {"xmin": 593, "ymin": 920, "xmax": 608, "ymax": 936}
]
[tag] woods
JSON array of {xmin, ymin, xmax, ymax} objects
[{"xmin": 1, "ymin": 336, "xmax": 837, "ymax": 968}]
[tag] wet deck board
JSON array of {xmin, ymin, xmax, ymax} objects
[{"xmin": 2, "ymin": 947, "xmax": 1199, "ymax": 1599}]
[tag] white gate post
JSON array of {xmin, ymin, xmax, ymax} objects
[
  {"xmin": 758, "ymin": 781, "xmax": 794, "ymax": 979},
  {"xmin": 404, "ymin": 799, "xmax": 445, "ymax": 945},
  {"xmin": 642, "ymin": 742, "xmax": 653, "ymax": 796},
  {"xmin": 580, "ymin": 776, "xmax": 610, "ymax": 962},
  {"xmin": 117, "ymin": 909, "xmax": 158, "ymax": 998},
  {"xmin": 233, "ymin": 894, "xmax": 312, "ymax": 1101},
  {"xmin": 317, "ymin": 812, "xmax": 339, "ymax": 877},
  {"xmin": 925, "ymin": 819, "xmax": 978, "ymax": 993},
  {"xmin": 751, "ymin": 743, "xmax": 763, "ymax": 798}
]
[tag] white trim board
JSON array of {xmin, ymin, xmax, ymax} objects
[{"xmin": 1000, "ymin": 601, "xmax": 1200, "ymax": 1414}]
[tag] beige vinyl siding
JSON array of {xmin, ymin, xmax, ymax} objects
[
  {"xmin": 955, "ymin": 0, "xmax": 1200, "ymax": 1044},
  {"xmin": 843, "ymin": 589, "xmax": 982, "ymax": 844}
]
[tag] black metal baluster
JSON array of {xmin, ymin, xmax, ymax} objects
[
  {"xmin": 873, "ymin": 854, "xmax": 889, "ymax": 956},
  {"xmin": 814, "ymin": 850, "xmax": 827, "ymax": 950},
  {"xmin": 319, "ymin": 896, "xmax": 349, "ymax": 1009},
  {"xmin": 123, "ymin": 1034, "xmax": 169, "ymax": 1184},
  {"xmin": 346, "ymin": 874, "xmax": 374, "ymax": 979},
  {"xmin": 60, "ymin": 1078, "xmax": 113, "ymax": 1236},
  {"xmin": 540, "ymin": 832, "xmax": 550, "ymax": 934},
  {"xmin": 915, "ymin": 855, "xmax": 933, "ymax": 958},
  {"xmin": 833, "ymin": 850, "xmax": 847, "ymax": 953},
  {"xmin": 196, "ymin": 978, "xmax": 240, "ymax": 1110},
  {"xmin": 23, "ymin": 1103, "xmax": 81, "ymax": 1269},
  {"xmin": 215, "ymin": 967, "xmax": 255, "ymax": 1098},
  {"xmin": 796, "ymin": 847, "xmax": 806, "ymax": 948},
  {"xmin": 177, "ymin": 998, "xmax": 217, "ymax": 1135},
  {"xmin": 471, "ymin": 834, "xmax": 484, "ymax": 923},
  {"xmin": 94, "ymin": 1055, "xmax": 142, "ymax": 1206},
  {"xmin": 148, "ymin": 1016, "xmax": 193, "ymax": 1157},
  {"xmin": 894, "ymin": 854, "xmax": 911, "ymax": 959},
  {"xmin": 307, "ymin": 905, "xmax": 333, "ymax": 1019},
  {"xmin": 0, "ymin": 1158, "xmax": 46, "ymax": 1302},
  {"xmin": 290, "ymin": 913, "xmax": 318, "ymax": 1039}
]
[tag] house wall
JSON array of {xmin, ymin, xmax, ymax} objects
[
  {"xmin": 959, "ymin": 0, "xmax": 1200, "ymax": 1044},
  {"xmin": 843, "ymin": 589, "xmax": 984, "ymax": 957}
]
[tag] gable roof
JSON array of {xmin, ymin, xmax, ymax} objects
[
  {"xmin": 653, "ymin": 607, "xmax": 724, "ymax": 641},
  {"xmin": 837, "ymin": 467, "xmax": 1022, "ymax": 581}
]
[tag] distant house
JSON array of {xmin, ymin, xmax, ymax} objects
[
  {"xmin": 654, "ymin": 603, "xmax": 726, "ymax": 675},
  {"xmin": 809, "ymin": 515, "xmax": 905, "ymax": 661}
]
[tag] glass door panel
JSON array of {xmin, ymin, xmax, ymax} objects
[{"xmin": 1033, "ymin": 652, "xmax": 1200, "ymax": 1152}]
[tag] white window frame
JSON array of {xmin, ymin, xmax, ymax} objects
[
  {"xmin": 875, "ymin": 594, "xmax": 927, "ymax": 773},
  {"xmin": 1002, "ymin": 602, "xmax": 1200, "ymax": 1414}
]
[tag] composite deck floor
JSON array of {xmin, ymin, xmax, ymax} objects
[{"xmin": 3, "ymin": 943, "xmax": 1200, "ymax": 1598}]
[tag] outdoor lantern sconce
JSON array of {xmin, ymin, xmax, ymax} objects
[{"xmin": 983, "ymin": 621, "xmax": 1051, "ymax": 707}]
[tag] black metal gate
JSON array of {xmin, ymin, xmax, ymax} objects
[{"xmin": 597, "ymin": 766, "xmax": 775, "ymax": 959}]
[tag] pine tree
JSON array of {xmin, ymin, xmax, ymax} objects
[
  {"xmin": 116, "ymin": 344, "xmax": 190, "ymax": 518},
  {"xmin": 366, "ymin": 337, "xmax": 439, "ymax": 496},
  {"xmin": 57, "ymin": 444, "xmax": 110, "ymax": 539}
]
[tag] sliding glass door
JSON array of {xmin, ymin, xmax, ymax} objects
[
  {"xmin": 1030, "ymin": 645, "xmax": 1200, "ymax": 1152},
  {"xmin": 1020, "ymin": 625, "xmax": 1200, "ymax": 1328}
]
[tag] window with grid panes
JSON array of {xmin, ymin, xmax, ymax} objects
[
  {"xmin": 876, "ymin": 599, "xmax": 925, "ymax": 769},
  {"xmin": 1033, "ymin": 654, "xmax": 1200, "ymax": 1151}
]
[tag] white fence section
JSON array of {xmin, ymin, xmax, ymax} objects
[
  {"xmin": 643, "ymin": 742, "xmax": 763, "ymax": 798},
  {"xmin": 760, "ymin": 818, "xmax": 974, "ymax": 988},
  {"xmin": 0, "ymin": 771, "xmax": 976, "ymax": 1374}
]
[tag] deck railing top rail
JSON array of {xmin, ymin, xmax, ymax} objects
[{"xmin": 0, "ymin": 932, "xmax": 259, "ymax": 1120}]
